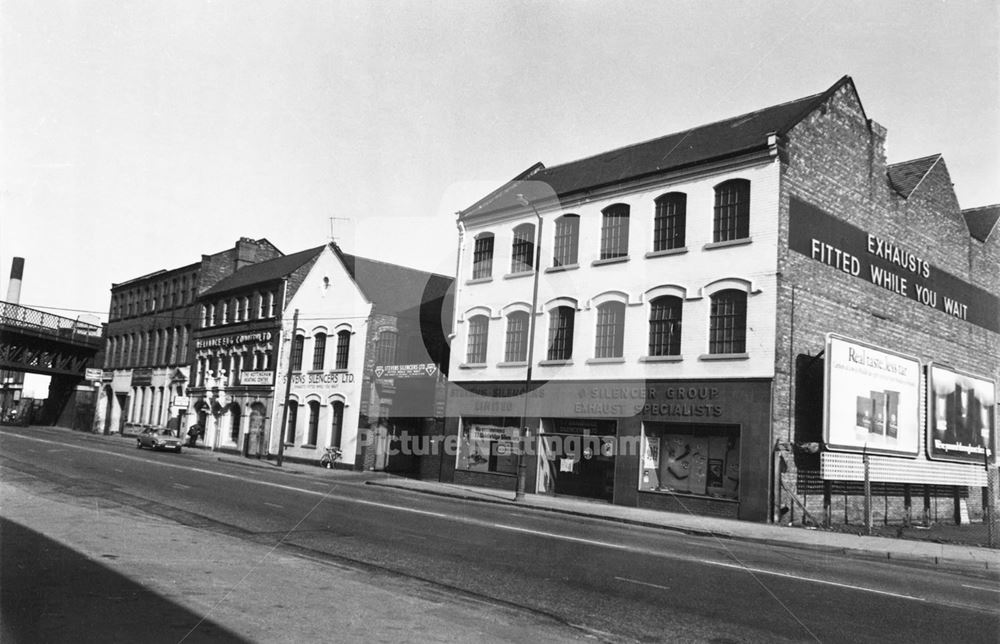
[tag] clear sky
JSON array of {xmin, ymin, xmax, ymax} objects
[{"xmin": 2, "ymin": 0, "xmax": 997, "ymax": 322}]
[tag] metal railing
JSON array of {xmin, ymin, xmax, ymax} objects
[{"xmin": 0, "ymin": 300, "xmax": 102, "ymax": 345}]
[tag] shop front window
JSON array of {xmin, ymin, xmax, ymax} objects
[
  {"xmin": 639, "ymin": 423, "xmax": 739, "ymax": 500},
  {"xmin": 456, "ymin": 418, "xmax": 520, "ymax": 475}
]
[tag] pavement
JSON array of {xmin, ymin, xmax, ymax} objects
[{"xmin": 38, "ymin": 426, "xmax": 1000, "ymax": 573}]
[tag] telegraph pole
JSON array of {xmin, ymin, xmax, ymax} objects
[{"xmin": 276, "ymin": 309, "xmax": 299, "ymax": 467}]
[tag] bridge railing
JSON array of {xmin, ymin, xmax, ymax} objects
[{"xmin": 0, "ymin": 300, "xmax": 102, "ymax": 345}]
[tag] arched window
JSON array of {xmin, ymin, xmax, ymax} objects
[
  {"xmin": 285, "ymin": 403, "xmax": 298, "ymax": 444},
  {"xmin": 600, "ymin": 204, "xmax": 630, "ymax": 259},
  {"xmin": 330, "ymin": 401, "xmax": 345, "ymax": 449},
  {"xmin": 230, "ymin": 404, "xmax": 241, "ymax": 443},
  {"xmin": 713, "ymin": 179, "xmax": 750, "ymax": 243},
  {"xmin": 312, "ymin": 333, "xmax": 327, "ymax": 370},
  {"xmin": 511, "ymin": 223, "xmax": 535, "ymax": 273},
  {"xmin": 594, "ymin": 302, "xmax": 626, "ymax": 358},
  {"xmin": 466, "ymin": 315, "xmax": 489, "ymax": 364},
  {"xmin": 504, "ymin": 311, "xmax": 530, "ymax": 362},
  {"xmin": 709, "ymin": 289, "xmax": 747, "ymax": 354},
  {"xmin": 472, "ymin": 233, "xmax": 494, "ymax": 279},
  {"xmin": 307, "ymin": 401, "xmax": 320, "ymax": 446},
  {"xmin": 335, "ymin": 330, "xmax": 351, "ymax": 369},
  {"xmin": 648, "ymin": 296, "xmax": 682, "ymax": 356},
  {"xmin": 553, "ymin": 215, "xmax": 580, "ymax": 267},
  {"xmin": 291, "ymin": 335, "xmax": 305, "ymax": 371},
  {"xmin": 547, "ymin": 306, "xmax": 575, "ymax": 360},
  {"xmin": 653, "ymin": 193, "xmax": 686, "ymax": 251}
]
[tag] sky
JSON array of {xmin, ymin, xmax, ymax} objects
[{"xmin": 2, "ymin": 0, "xmax": 997, "ymax": 324}]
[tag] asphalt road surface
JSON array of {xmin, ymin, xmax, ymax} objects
[{"xmin": 2, "ymin": 426, "xmax": 998, "ymax": 643}]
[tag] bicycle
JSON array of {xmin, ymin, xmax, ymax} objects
[{"xmin": 319, "ymin": 445, "xmax": 342, "ymax": 469}]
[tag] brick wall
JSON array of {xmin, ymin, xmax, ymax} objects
[{"xmin": 773, "ymin": 81, "xmax": 998, "ymax": 526}]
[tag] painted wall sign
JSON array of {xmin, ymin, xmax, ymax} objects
[
  {"xmin": 927, "ymin": 363, "xmax": 996, "ymax": 464},
  {"xmin": 823, "ymin": 334, "xmax": 921, "ymax": 457},
  {"xmin": 374, "ymin": 363, "xmax": 438, "ymax": 378},
  {"xmin": 279, "ymin": 371, "xmax": 355, "ymax": 388},
  {"xmin": 240, "ymin": 370, "xmax": 275, "ymax": 386},
  {"xmin": 195, "ymin": 330, "xmax": 274, "ymax": 349},
  {"xmin": 131, "ymin": 368, "xmax": 153, "ymax": 386},
  {"xmin": 789, "ymin": 197, "xmax": 1000, "ymax": 332}
]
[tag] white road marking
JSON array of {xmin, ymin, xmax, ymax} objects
[
  {"xmin": 0, "ymin": 431, "xmax": 969, "ymax": 608},
  {"xmin": 961, "ymin": 584, "xmax": 1000, "ymax": 593},
  {"xmin": 264, "ymin": 502, "xmax": 284, "ymax": 509},
  {"xmin": 615, "ymin": 576, "xmax": 671, "ymax": 591},
  {"xmin": 702, "ymin": 560, "xmax": 927, "ymax": 602},
  {"xmin": 172, "ymin": 483, "xmax": 191, "ymax": 490}
]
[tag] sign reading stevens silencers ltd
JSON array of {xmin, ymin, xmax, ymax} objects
[
  {"xmin": 928, "ymin": 364, "xmax": 996, "ymax": 464},
  {"xmin": 824, "ymin": 334, "xmax": 921, "ymax": 457}
]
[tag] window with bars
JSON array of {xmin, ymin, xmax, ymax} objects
[
  {"xmin": 504, "ymin": 311, "xmax": 529, "ymax": 362},
  {"xmin": 713, "ymin": 179, "xmax": 750, "ymax": 242},
  {"xmin": 594, "ymin": 302, "xmax": 625, "ymax": 358},
  {"xmin": 600, "ymin": 204, "xmax": 630, "ymax": 259},
  {"xmin": 553, "ymin": 215, "xmax": 579, "ymax": 267},
  {"xmin": 547, "ymin": 306, "xmax": 575, "ymax": 360},
  {"xmin": 376, "ymin": 330, "xmax": 397, "ymax": 365},
  {"xmin": 511, "ymin": 223, "xmax": 535, "ymax": 273},
  {"xmin": 653, "ymin": 193, "xmax": 687, "ymax": 251},
  {"xmin": 709, "ymin": 290, "xmax": 747, "ymax": 354},
  {"xmin": 648, "ymin": 296, "xmax": 682, "ymax": 356},
  {"xmin": 335, "ymin": 330, "xmax": 351, "ymax": 369},
  {"xmin": 307, "ymin": 401, "xmax": 320, "ymax": 446},
  {"xmin": 466, "ymin": 315, "xmax": 489, "ymax": 364},
  {"xmin": 291, "ymin": 335, "xmax": 305, "ymax": 371},
  {"xmin": 312, "ymin": 333, "xmax": 326, "ymax": 370},
  {"xmin": 472, "ymin": 234, "xmax": 494, "ymax": 279}
]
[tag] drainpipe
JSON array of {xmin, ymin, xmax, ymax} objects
[{"xmin": 514, "ymin": 195, "xmax": 543, "ymax": 502}]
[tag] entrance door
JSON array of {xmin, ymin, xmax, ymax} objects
[{"xmin": 541, "ymin": 419, "xmax": 618, "ymax": 501}]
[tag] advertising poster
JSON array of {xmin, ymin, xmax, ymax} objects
[
  {"xmin": 928, "ymin": 364, "xmax": 996, "ymax": 464},
  {"xmin": 824, "ymin": 334, "xmax": 921, "ymax": 457}
]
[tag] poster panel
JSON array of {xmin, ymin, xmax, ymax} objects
[
  {"xmin": 928, "ymin": 364, "xmax": 996, "ymax": 464},
  {"xmin": 824, "ymin": 334, "xmax": 920, "ymax": 457}
]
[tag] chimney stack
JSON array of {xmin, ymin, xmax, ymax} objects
[{"xmin": 6, "ymin": 257, "xmax": 24, "ymax": 304}]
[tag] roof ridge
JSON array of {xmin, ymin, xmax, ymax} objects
[
  {"xmin": 887, "ymin": 153, "xmax": 942, "ymax": 168},
  {"xmin": 960, "ymin": 204, "xmax": 1000, "ymax": 213},
  {"xmin": 341, "ymin": 250, "xmax": 453, "ymax": 281},
  {"xmin": 540, "ymin": 89, "xmax": 828, "ymax": 174}
]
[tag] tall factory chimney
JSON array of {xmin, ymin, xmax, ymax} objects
[{"xmin": 6, "ymin": 257, "xmax": 24, "ymax": 304}]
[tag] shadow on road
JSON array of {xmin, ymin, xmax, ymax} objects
[{"xmin": 1, "ymin": 518, "xmax": 248, "ymax": 644}]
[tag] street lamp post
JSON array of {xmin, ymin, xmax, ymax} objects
[{"xmin": 514, "ymin": 194, "xmax": 543, "ymax": 502}]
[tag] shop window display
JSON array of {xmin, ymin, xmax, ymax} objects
[
  {"xmin": 456, "ymin": 417, "xmax": 520, "ymax": 475},
  {"xmin": 640, "ymin": 424, "xmax": 739, "ymax": 499}
]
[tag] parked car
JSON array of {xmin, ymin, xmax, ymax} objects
[{"xmin": 136, "ymin": 428, "xmax": 183, "ymax": 453}]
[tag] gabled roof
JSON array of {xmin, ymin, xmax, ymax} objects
[
  {"xmin": 201, "ymin": 245, "xmax": 325, "ymax": 297},
  {"xmin": 462, "ymin": 76, "xmax": 860, "ymax": 218},
  {"xmin": 334, "ymin": 247, "xmax": 453, "ymax": 316},
  {"xmin": 962, "ymin": 205, "xmax": 1000, "ymax": 243},
  {"xmin": 887, "ymin": 154, "xmax": 941, "ymax": 198}
]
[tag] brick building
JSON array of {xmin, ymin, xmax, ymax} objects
[
  {"xmin": 97, "ymin": 238, "xmax": 282, "ymax": 435},
  {"xmin": 442, "ymin": 76, "xmax": 998, "ymax": 523}
]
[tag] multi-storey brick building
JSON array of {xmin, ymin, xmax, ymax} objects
[
  {"xmin": 442, "ymin": 76, "xmax": 998, "ymax": 523},
  {"xmin": 97, "ymin": 238, "xmax": 282, "ymax": 434}
]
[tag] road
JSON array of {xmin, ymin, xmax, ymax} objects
[{"xmin": 2, "ymin": 425, "xmax": 998, "ymax": 643}]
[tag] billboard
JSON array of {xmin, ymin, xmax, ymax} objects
[
  {"xmin": 823, "ymin": 334, "xmax": 921, "ymax": 457},
  {"xmin": 928, "ymin": 364, "xmax": 996, "ymax": 464}
]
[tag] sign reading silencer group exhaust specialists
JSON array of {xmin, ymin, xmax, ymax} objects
[{"xmin": 824, "ymin": 334, "xmax": 921, "ymax": 457}]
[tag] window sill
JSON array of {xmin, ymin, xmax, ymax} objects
[
  {"xmin": 497, "ymin": 361, "xmax": 528, "ymax": 368},
  {"xmin": 703, "ymin": 237, "xmax": 752, "ymax": 251},
  {"xmin": 585, "ymin": 357, "xmax": 626, "ymax": 365},
  {"xmin": 459, "ymin": 362, "xmax": 488, "ymax": 369},
  {"xmin": 698, "ymin": 352, "xmax": 749, "ymax": 361},
  {"xmin": 302, "ymin": 444, "xmax": 316, "ymax": 449},
  {"xmin": 465, "ymin": 277, "xmax": 493, "ymax": 285},
  {"xmin": 639, "ymin": 355, "xmax": 683, "ymax": 363},
  {"xmin": 591, "ymin": 256, "xmax": 629, "ymax": 267},
  {"xmin": 539, "ymin": 359, "xmax": 573, "ymax": 367},
  {"xmin": 503, "ymin": 270, "xmax": 534, "ymax": 280},
  {"xmin": 545, "ymin": 264, "xmax": 579, "ymax": 274},
  {"xmin": 645, "ymin": 247, "xmax": 688, "ymax": 259}
]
